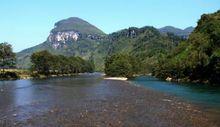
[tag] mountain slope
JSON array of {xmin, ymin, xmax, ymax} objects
[
  {"xmin": 98, "ymin": 26, "xmax": 184, "ymax": 73},
  {"xmin": 154, "ymin": 10, "xmax": 220, "ymax": 84},
  {"xmin": 17, "ymin": 17, "xmax": 106, "ymax": 69},
  {"xmin": 51, "ymin": 17, "xmax": 105, "ymax": 35}
]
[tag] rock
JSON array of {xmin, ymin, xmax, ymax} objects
[
  {"xmin": 48, "ymin": 31, "xmax": 80, "ymax": 49},
  {"xmin": 162, "ymin": 99, "xmax": 172, "ymax": 102},
  {"xmin": 13, "ymin": 114, "xmax": 17, "ymax": 117},
  {"xmin": 166, "ymin": 77, "xmax": 172, "ymax": 82},
  {"xmin": 0, "ymin": 89, "xmax": 3, "ymax": 92}
]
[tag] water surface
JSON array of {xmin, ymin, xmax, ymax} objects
[
  {"xmin": 0, "ymin": 74, "xmax": 219, "ymax": 126},
  {"xmin": 132, "ymin": 76, "xmax": 220, "ymax": 111}
]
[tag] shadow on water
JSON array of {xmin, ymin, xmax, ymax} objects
[{"xmin": 132, "ymin": 76, "xmax": 220, "ymax": 111}]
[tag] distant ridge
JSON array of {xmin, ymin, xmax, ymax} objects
[{"xmin": 159, "ymin": 26, "xmax": 194, "ymax": 38}]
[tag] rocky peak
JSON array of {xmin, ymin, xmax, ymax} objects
[
  {"xmin": 48, "ymin": 31, "xmax": 80, "ymax": 49},
  {"xmin": 48, "ymin": 31, "xmax": 79, "ymax": 42},
  {"xmin": 46, "ymin": 17, "xmax": 106, "ymax": 49}
]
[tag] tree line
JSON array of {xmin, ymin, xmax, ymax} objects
[
  {"xmin": 0, "ymin": 42, "xmax": 95, "ymax": 79},
  {"xmin": 31, "ymin": 50, "xmax": 95, "ymax": 75}
]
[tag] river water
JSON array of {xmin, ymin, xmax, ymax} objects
[
  {"xmin": 132, "ymin": 76, "xmax": 220, "ymax": 113},
  {"xmin": 0, "ymin": 74, "xmax": 220, "ymax": 126}
]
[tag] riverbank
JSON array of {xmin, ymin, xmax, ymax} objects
[
  {"xmin": 0, "ymin": 77, "xmax": 219, "ymax": 127},
  {"xmin": 104, "ymin": 77, "xmax": 128, "ymax": 81},
  {"xmin": 0, "ymin": 69, "xmax": 81, "ymax": 81}
]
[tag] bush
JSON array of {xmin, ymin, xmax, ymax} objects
[{"xmin": 0, "ymin": 72, "xmax": 20, "ymax": 80}]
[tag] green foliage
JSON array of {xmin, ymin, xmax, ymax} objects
[
  {"xmin": 31, "ymin": 50, "xmax": 53, "ymax": 75},
  {"xmin": 31, "ymin": 50, "xmax": 94, "ymax": 75},
  {"xmin": 105, "ymin": 53, "xmax": 138, "ymax": 78},
  {"xmin": 0, "ymin": 42, "xmax": 16, "ymax": 73},
  {"xmin": 154, "ymin": 10, "xmax": 220, "ymax": 85}
]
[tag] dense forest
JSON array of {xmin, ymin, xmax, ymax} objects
[
  {"xmin": 31, "ymin": 50, "xmax": 95, "ymax": 76},
  {"xmin": 153, "ymin": 10, "xmax": 220, "ymax": 84}
]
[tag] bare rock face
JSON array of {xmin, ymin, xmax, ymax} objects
[
  {"xmin": 47, "ymin": 31, "xmax": 105, "ymax": 49},
  {"xmin": 48, "ymin": 31, "xmax": 80, "ymax": 49},
  {"xmin": 45, "ymin": 17, "xmax": 106, "ymax": 49}
]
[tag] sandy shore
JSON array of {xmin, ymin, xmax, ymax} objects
[
  {"xmin": 0, "ymin": 79, "xmax": 219, "ymax": 127},
  {"xmin": 104, "ymin": 77, "xmax": 128, "ymax": 81}
]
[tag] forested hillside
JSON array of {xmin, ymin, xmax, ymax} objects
[
  {"xmin": 103, "ymin": 27, "xmax": 184, "ymax": 73},
  {"xmin": 154, "ymin": 10, "xmax": 220, "ymax": 84}
]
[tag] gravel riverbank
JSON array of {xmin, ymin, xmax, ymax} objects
[{"xmin": 0, "ymin": 79, "xmax": 219, "ymax": 127}]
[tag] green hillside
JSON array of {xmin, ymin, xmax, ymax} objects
[
  {"xmin": 17, "ymin": 17, "xmax": 106, "ymax": 69},
  {"xmin": 154, "ymin": 10, "xmax": 220, "ymax": 84},
  {"xmin": 17, "ymin": 17, "xmax": 185, "ymax": 72},
  {"xmin": 102, "ymin": 27, "xmax": 184, "ymax": 73},
  {"xmin": 52, "ymin": 17, "xmax": 105, "ymax": 35}
]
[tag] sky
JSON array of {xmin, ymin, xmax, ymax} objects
[{"xmin": 0, "ymin": 0, "xmax": 220, "ymax": 52}]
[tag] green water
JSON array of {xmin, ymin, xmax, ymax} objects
[{"xmin": 132, "ymin": 76, "xmax": 220, "ymax": 110}]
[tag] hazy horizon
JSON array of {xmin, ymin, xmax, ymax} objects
[{"xmin": 0, "ymin": 0, "xmax": 220, "ymax": 52}]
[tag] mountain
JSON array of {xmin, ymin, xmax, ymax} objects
[
  {"xmin": 102, "ymin": 26, "xmax": 183, "ymax": 73},
  {"xmin": 159, "ymin": 26, "xmax": 194, "ymax": 38},
  {"xmin": 51, "ymin": 17, "xmax": 105, "ymax": 35},
  {"xmin": 16, "ymin": 17, "xmax": 106, "ymax": 69},
  {"xmin": 17, "ymin": 18, "xmax": 184, "ymax": 71},
  {"xmin": 154, "ymin": 10, "xmax": 220, "ymax": 84}
]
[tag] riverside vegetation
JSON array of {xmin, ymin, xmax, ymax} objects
[
  {"xmin": 30, "ymin": 50, "xmax": 95, "ymax": 77},
  {"xmin": 0, "ymin": 42, "xmax": 19, "ymax": 80},
  {"xmin": 0, "ymin": 43, "xmax": 95, "ymax": 80}
]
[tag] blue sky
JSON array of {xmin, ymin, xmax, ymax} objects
[{"xmin": 0, "ymin": 0, "xmax": 220, "ymax": 52}]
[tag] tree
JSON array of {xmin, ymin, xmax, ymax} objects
[
  {"xmin": 105, "ymin": 53, "xmax": 134, "ymax": 78},
  {"xmin": 31, "ymin": 50, "xmax": 53, "ymax": 75},
  {"xmin": 0, "ymin": 42, "xmax": 16, "ymax": 73}
]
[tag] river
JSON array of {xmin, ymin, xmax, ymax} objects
[
  {"xmin": 0, "ymin": 74, "xmax": 219, "ymax": 126},
  {"xmin": 132, "ymin": 76, "xmax": 220, "ymax": 113}
]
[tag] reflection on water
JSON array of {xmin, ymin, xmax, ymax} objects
[
  {"xmin": 132, "ymin": 76, "xmax": 220, "ymax": 111},
  {"xmin": 0, "ymin": 74, "xmax": 109, "ymax": 119}
]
